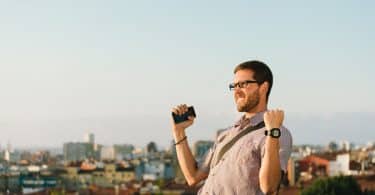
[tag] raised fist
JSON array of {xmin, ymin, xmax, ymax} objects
[
  {"xmin": 171, "ymin": 104, "xmax": 195, "ymax": 133},
  {"xmin": 264, "ymin": 109, "xmax": 284, "ymax": 130}
]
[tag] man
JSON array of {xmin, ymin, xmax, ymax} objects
[{"xmin": 171, "ymin": 60, "xmax": 293, "ymax": 195}]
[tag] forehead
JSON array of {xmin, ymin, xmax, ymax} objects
[{"xmin": 234, "ymin": 69, "xmax": 255, "ymax": 82}]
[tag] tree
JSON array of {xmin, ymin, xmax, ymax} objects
[{"xmin": 301, "ymin": 176, "xmax": 362, "ymax": 195}]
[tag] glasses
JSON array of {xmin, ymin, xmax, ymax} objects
[{"xmin": 229, "ymin": 80, "xmax": 258, "ymax": 91}]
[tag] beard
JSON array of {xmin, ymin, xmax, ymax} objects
[{"xmin": 236, "ymin": 89, "xmax": 260, "ymax": 112}]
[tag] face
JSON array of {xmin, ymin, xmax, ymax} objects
[{"xmin": 233, "ymin": 69, "xmax": 260, "ymax": 112}]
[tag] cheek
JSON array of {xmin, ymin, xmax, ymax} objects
[
  {"xmin": 234, "ymin": 90, "xmax": 245, "ymax": 99},
  {"xmin": 245, "ymin": 88, "xmax": 257, "ymax": 97}
]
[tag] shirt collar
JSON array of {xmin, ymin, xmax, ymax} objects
[{"xmin": 234, "ymin": 110, "xmax": 266, "ymax": 129}]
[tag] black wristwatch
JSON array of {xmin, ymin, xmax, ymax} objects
[{"xmin": 264, "ymin": 128, "xmax": 281, "ymax": 138}]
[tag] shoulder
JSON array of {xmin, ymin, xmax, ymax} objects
[
  {"xmin": 215, "ymin": 126, "xmax": 232, "ymax": 142},
  {"xmin": 280, "ymin": 126, "xmax": 292, "ymax": 138},
  {"xmin": 280, "ymin": 125, "xmax": 293, "ymax": 147}
]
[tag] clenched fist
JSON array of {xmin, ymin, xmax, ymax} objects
[
  {"xmin": 263, "ymin": 109, "xmax": 284, "ymax": 130},
  {"xmin": 171, "ymin": 104, "xmax": 195, "ymax": 133}
]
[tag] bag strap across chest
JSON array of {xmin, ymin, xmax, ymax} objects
[{"xmin": 213, "ymin": 121, "xmax": 265, "ymax": 166}]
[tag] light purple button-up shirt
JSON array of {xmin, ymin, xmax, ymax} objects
[{"xmin": 197, "ymin": 111, "xmax": 293, "ymax": 195}]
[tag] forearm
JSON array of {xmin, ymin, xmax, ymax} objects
[
  {"xmin": 259, "ymin": 137, "xmax": 281, "ymax": 194},
  {"xmin": 173, "ymin": 130, "xmax": 199, "ymax": 185}
]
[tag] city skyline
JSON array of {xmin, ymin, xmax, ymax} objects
[{"xmin": 0, "ymin": 1, "xmax": 374, "ymax": 147}]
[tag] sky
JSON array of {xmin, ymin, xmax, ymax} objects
[{"xmin": 0, "ymin": 1, "xmax": 374, "ymax": 149}]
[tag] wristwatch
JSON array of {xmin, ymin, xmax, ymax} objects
[{"xmin": 264, "ymin": 128, "xmax": 281, "ymax": 138}]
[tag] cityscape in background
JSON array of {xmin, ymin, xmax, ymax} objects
[
  {"xmin": 0, "ymin": 131, "xmax": 374, "ymax": 194},
  {"xmin": 1, "ymin": 1, "xmax": 374, "ymax": 194}
]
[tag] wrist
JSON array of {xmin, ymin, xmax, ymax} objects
[
  {"xmin": 173, "ymin": 130, "xmax": 186, "ymax": 141},
  {"xmin": 265, "ymin": 137, "xmax": 280, "ymax": 149},
  {"xmin": 174, "ymin": 136, "xmax": 187, "ymax": 146},
  {"xmin": 264, "ymin": 128, "xmax": 281, "ymax": 138}
]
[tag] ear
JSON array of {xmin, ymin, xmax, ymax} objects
[{"xmin": 259, "ymin": 82, "xmax": 269, "ymax": 95}]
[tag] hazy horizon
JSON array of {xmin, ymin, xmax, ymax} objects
[{"xmin": 3, "ymin": 111, "xmax": 374, "ymax": 150}]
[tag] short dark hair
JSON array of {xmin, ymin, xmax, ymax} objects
[{"xmin": 234, "ymin": 60, "xmax": 273, "ymax": 101}]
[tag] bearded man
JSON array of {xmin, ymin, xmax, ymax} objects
[{"xmin": 171, "ymin": 60, "xmax": 293, "ymax": 195}]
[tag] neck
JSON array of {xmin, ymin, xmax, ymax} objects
[{"xmin": 244, "ymin": 104, "xmax": 267, "ymax": 119}]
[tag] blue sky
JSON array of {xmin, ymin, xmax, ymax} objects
[{"xmin": 0, "ymin": 1, "xmax": 374, "ymax": 148}]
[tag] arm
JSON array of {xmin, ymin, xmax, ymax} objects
[
  {"xmin": 171, "ymin": 104, "xmax": 208, "ymax": 186},
  {"xmin": 259, "ymin": 109, "xmax": 284, "ymax": 194}
]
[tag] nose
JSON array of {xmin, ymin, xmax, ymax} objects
[{"xmin": 233, "ymin": 87, "xmax": 243, "ymax": 95}]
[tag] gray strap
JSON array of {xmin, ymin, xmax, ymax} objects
[{"xmin": 213, "ymin": 121, "xmax": 265, "ymax": 166}]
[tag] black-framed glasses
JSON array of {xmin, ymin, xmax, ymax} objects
[{"xmin": 229, "ymin": 80, "xmax": 258, "ymax": 91}]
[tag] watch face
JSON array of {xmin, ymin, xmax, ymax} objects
[{"xmin": 271, "ymin": 129, "xmax": 281, "ymax": 138}]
